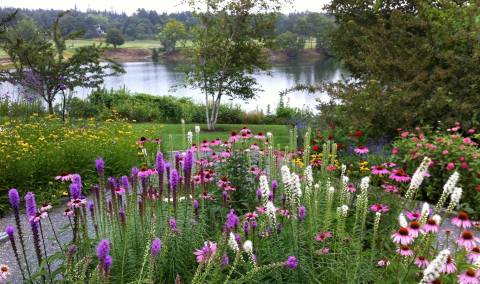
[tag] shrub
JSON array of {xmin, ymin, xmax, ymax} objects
[{"xmin": 391, "ymin": 124, "xmax": 480, "ymax": 217}]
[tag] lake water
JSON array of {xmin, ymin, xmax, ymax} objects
[{"xmin": 1, "ymin": 58, "xmax": 347, "ymax": 112}]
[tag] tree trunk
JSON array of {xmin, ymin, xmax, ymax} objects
[{"xmin": 47, "ymin": 99, "xmax": 54, "ymax": 115}]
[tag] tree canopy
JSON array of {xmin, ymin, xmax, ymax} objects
[
  {"xmin": 158, "ymin": 19, "xmax": 187, "ymax": 53},
  {"xmin": 106, "ymin": 28, "xmax": 125, "ymax": 48}
]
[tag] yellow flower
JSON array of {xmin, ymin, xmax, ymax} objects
[{"xmin": 62, "ymin": 191, "xmax": 68, "ymax": 197}]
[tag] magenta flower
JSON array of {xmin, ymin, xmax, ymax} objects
[
  {"xmin": 408, "ymin": 221, "xmax": 421, "ymax": 238},
  {"xmin": 467, "ymin": 247, "xmax": 480, "ymax": 264},
  {"xmin": 414, "ymin": 256, "xmax": 429, "ymax": 268},
  {"xmin": 391, "ymin": 227, "xmax": 414, "ymax": 245},
  {"xmin": 194, "ymin": 241, "xmax": 217, "ymax": 263},
  {"xmin": 441, "ymin": 256, "xmax": 457, "ymax": 274},
  {"xmin": 452, "ymin": 211, "xmax": 473, "ymax": 229},
  {"xmin": 284, "ymin": 256, "xmax": 299, "ymax": 269},
  {"xmin": 315, "ymin": 231, "xmax": 332, "ymax": 242},
  {"xmin": 95, "ymin": 157, "xmax": 105, "ymax": 174},
  {"xmin": 96, "ymin": 239, "xmax": 110, "ymax": 261},
  {"xmin": 346, "ymin": 184, "xmax": 356, "ymax": 193},
  {"xmin": 381, "ymin": 182, "xmax": 399, "ymax": 193},
  {"xmin": 298, "ymin": 206, "xmax": 306, "ymax": 221},
  {"xmin": 226, "ymin": 209, "xmax": 239, "ymax": 230},
  {"xmin": 354, "ymin": 146, "xmax": 369, "ymax": 155},
  {"xmin": 389, "ymin": 169, "xmax": 411, "ymax": 183},
  {"xmin": 377, "ymin": 259, "xmax": 390, "ymax": 267},
  {"xmin": 397, "ymin": 246, "xmax": 414, "ymax": 257},
  {"xmin": 8, "ymin": 188, "xmax": 20, "ymax": 209},
  {"xmin": 457, "ymin": 231, "xmax": 479, "ymax": 249},
  {"xmin": 370, "ymin": 204, "xmax": 390, "ymax": 213},
  {"xmin": 24, "ymin": 192, "xmax": 37, "ymax": 218},
  {"xmin": 421, "ymin": 218, "xmax": 440, "ymax": 234},
  {"xmin": 458, "ymin": 268, "xmax": 480, "ymax": 284},
  {"xmin": 406, "ymin": 210, "xmax": 421, "ymax": 221},
  {"xmin": 371, "ymin": 165, "xmax": 390, "ymax": 175}
]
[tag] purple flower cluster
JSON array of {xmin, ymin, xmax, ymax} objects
[
  {"xmin": 285, "ymin": 256, "xmax": 299, "ymax": 269},
  {"xmin": 96, "ymin": 239, "xmax": 112, "ymax": 276},
  {"xmin": 226, "ymin": 209, "xmax": 239, "ymax": 230},
  {"xmin": 151, "ymin": 238, "xmax": 162, "ymax": 257}
]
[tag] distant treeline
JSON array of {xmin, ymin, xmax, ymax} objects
[{"xmin": 0, "ymin": 7, "xmax": 334, "ymax": 42}]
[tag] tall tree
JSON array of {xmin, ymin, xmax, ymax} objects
[
  {"xmin": 157, "ymin": 19, "xmax": 187, "ymax": 53},
  {"xmin": 106, "ymin": 28, "xmax": 125, "ymax": 48},
  {"xmin": 0, "ymin": 12, "xmax": 124, "ymax": 115},
  {"xmin": 185, "ymin": 0, "xmax": 287, "ymax": 130}
]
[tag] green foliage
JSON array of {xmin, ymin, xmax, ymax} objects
[
  {"xmin": 14, "ymin": 17, "xmax": 39, "ymax": 41},
  {"xmin": 105, "ymin": 28, "xmax": 125, "ymax": 48},
  {"xmin": 158, "ymin": 19, "xmax": 187, "ymax": 53},
  {"xmin": 324, "ymin": 0, "xmax": 480, "ymax": 136},
  {"xmin": 275, "ymin": 31, "xmax": 305, "ymax": 57}
]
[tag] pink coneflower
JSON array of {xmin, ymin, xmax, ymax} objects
[
  {"xmin": 40, "ymin": 203, "xmax": 52, "ymax": 212},
  {"xmin": 389, "ymin": 169, "xmax": 411, "ymax": 183},
  {"xmin": 315, "ymin": 231, "xmax": 333, "ymax": 242},
  {"xmin": 391, "ymin": 227, "xmax": 414, "ymax": 245},
  {"xmin": 279, "ymin": 209, "xmax": 291, "ymax": 218},
  {"xmin": 457, "ymin": 231, "xmax": 479, "ymax": 249},
  {"xmin": 381, "ymin": 182, "xmax": 399, "ymax": 193},
  {"xmin": 30, "ymin": 210, "xmax": 48, "ymax": 223},
  {"xmin": 354, "ymin": 146, "xmax": 369, "ymax": 155},
  {"xmin": 370, "ymin": 203, "xmax": 390, "ymax": 213},
  {"xmin": 441, "ymin": 256, "xmax": 457, "ymax": 274},
  {"xmin": 250, "ymin": 143, "xmax": 260, "ymax": 151},
  {"xmin": 326, "ymin": 164, "xmax": 337, "ymax": 171},
  {"xmin": 256, "ymin": 206, "xmax": 266, "ymax": 214},
  {"xmin": 371, "ymin": 165, "xmax": 390, "ymax": 175},
  {"xmin": 383, "ymin": 162, "xmax": 397, "ymax": 168},
  {"xmin": 199, "ymin": 192, "xmax": 214, "ymax": 200},
  {"xmin": 377, "ymin": 259, "xmax": 390, "ymax": 267},
  {"xmin": 68, "ymin": 198, "xmax": 87, "ymax": 208},
  {"xmin": 221, "ymin": 150, "xmax": 232, "ymax": 158},
  {"xmin": 228, "ymin": 132, "xmax": 240, "ymax": 143},
  {"xmin": 408, "ymin": 221, "xmax": 421, "ymax": 238},
  {"xmin": 0, "ymin": 264, "xmax": 11, "ymax": 281},
  {"xmin": 254, "ymin": 132, "xmax": 266, "ymax": 139},
  {"xmin": 55, "ymin": 172, "xmax": 74, "ymax": 182},
  {"xmin": 114, "ymin": 187, "xmax": 126, "ymax": 196},
  {"xmin": 224, "ymin": 185, "xmax": 236, "ymax": 191},
  {"xmin": 138, "ymin": 168, "xmax": 156, "ymax": 179},
  {"xmin": 217, "ymin": 176, "xmax": 230, "ymax": 188},
  {"xmin": 458, "ymin": 268, "xmax": 480, "ymax": 284},
  {"xmin": 63, "ymin": 208, "xmax": 74, "ymax": 217},
  {"xmin": 467, "ymin": 247, "xmax": 480, "ymax": 264},
  {"xmin": 415, "ymin": 256, "xmax": 429, "ymax": 268},
  {"xmin": 194, "ymin": 241, "xmax": 217, "ymax": 263},
  {"xmin": 397, "ymin": 245, "xmax": 414, "ymax": 257},
  {"xmin": 244, "ymin": 212, "xmax": 258, "ymax": 221},
  {"xmin": 452, "ymin": 211, "xmax": 473, "ymax": 229},
  {"xmin": 316, "ymin": 247, "xmax": 330, "ymax": 255},
  {"xmin": 346, "ymin": 184, "xmax": 356, "ymax": 193},
  {"xmin": 422, "ymin": 218, "xmax": 440, "ymax": 234},
  {"xmin": 406, "ymin": 210, "xmax": 422, "ymax": 221}
]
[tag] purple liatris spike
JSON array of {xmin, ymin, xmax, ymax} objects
[
  {"xmin": 69, "ymin": 183, "xmax": 82, "ymax": 199},
  {"xmin": 155, "ymin": 152, "xmax": 164, "ymax": 175},
  {"xmin": 193, "ymin": 199, "xmax": 199, "ymax": 209},
  {"xmin": 88, "ymin": 200, "xmax": 94, "ymax": 212},
  {"xmin": 8, "ymin": 188, "xmax": 20, "ymax": 209},
  {"xmin": 271, "ymin": 180, "xmax": 278, "ymax": 201},
  {"xmin": 103, "ymin": 255, "xmax": 112, "ymax": 275},
  {"xmin": 96, "ymin": 239, "xmax": 110, "ymax": 262},
  {"xmin": 298, "ymin": 206, "xmax": 306, "ymax": 221},
  {"xmin": 175, "ymin": 151, "xmax": 181, "ymax": 171},
  {"xmin": 121, "ymin": 176, "xmax": 130, "ymax": 193},
  {"xmin": 95, "ymin": 157, "xmax": 105, "ymax": 174},
  {"xmin": 251, "ymin": 221, "xmax": 257, "ymax": 231},
  {"xmin": 183, "ymin": 150, "xmax": 193, "ymax": 183},
  {"xmin": 107, "ymin": 177, "xmax": 116, "ymax": 190},
  {"xmin": 151, "ymin": 238, "xmax": 162, "ymax": 257},
  {"xmin": 243, "ymin": 221, "xmax": 250, "ymax": 236},
  {"xmin": 169, "ymin": 218, "xmax": 178, "ymax": 232},
  {"xmin": 226, "ymin": 209, "xmax": 239, "ymax": 230},
  {"xmin": 72, "ymin": 174, "xmax": 82, "ymax": 187},
  {"xmin": 170, "ymin": 169, "xmax": 179, "ymax": 190},
  {"xmin": 222, "ymin": 191, "xmax": 228, "ymax": 205},
  {"xmin": 68, "ymin": 244, "xmax": 77, "ymax": 257},
  {"xmin": 119, "ymin": 208, "xmax": 126, "ymax": 226},
  {"xmin": 131, "ymin": 167, "xmax": 139, "ymax": 178},
  {"xmin": 221, "ymin": 253, "xmax": 229, "ymax": 267},
  {"xmin": 24, "ymin": 192, "xmax": 37, "ymax": 218},
  {"xmin": 256, "ymin": 188, "xmax": 262, "ymax": 201},
  {"xmin": 285, "ymin": 256, "xmax": 299, "ymax": 269}
]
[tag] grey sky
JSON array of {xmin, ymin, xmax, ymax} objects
[{"xmin": 1, "ymin": 0, "xmax": 329, "ymax": 14}]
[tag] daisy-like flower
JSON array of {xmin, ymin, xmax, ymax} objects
[
  {"xmin": 315, "ymin": 231, "xmax": 333, "ymax": 242},
  {"xmin": 377, "ymin": 259, "xmax": 390, "ymax": 267},
  {"xmin": 381, "ymin": 182, "xmax": 399, "ymax": 193},
  {"xmin": 55, "ymin": 172, "xmax": 74, "ymax": 182},
  {"xmin": 370, "ymin": 203, "xmax": 390, "ymax": 213},
  {"xmin": 346, "ymin": 183, "xmax": 356, "ymax": 193},
  {"xmin": 63, "ymin": 208, "xmax": 74, "ymax": 217},
  {"xmin": 0, "ymin": 264, "xmax": 11, "ymax": 282},
  {"xmin": 371, "ymin": 165, "xmax": 390, "ymax": 175},
  {"xmin": 415, "ymin": 256, "xmax": 429, "ymax": 268},
  {"xmin": 250, "ymin": 143, "xmax": 260, "ymax": 151},
  {"xmin": 228, "ymin": 131, "xmax": 241, "ymax": 143},
  {"xmin": 210, "ymin": 138, "xmax": 222, "ymax": 147},
  {"xmin": 68, "ymin": 198, "xmax": 87, "ymax": 208},
  {"xmin": 406, "ymin": 210, "xmax": 422, "ymax": 221},
  {"xmin": 383, "ymin": 162, "xmax": 397, "ymax": 168},
  {"xmin": 354, "ymin": 146, "xmax": 369, "ymax": 155},
  {"xmin": 30, "ymin": 210, "xmax": 48, "ymax": 223},
  {"xmin": 458, "ymin": 268, "xmax": 480, "ymax": 284},
  {"xmin": 40, "ymin": 203, "xmax": 52, "ymax": 212},
  {"xmin": 391, "ymin": 227, "xmax": 414, "ymax": 245},
  {"xmin": 316, "ymin": 247, "xmax": 330, "ymax": 255},
  {"xmin": 457, "ymin": 231, "xmax": 479, "ymax": 249},
  {"xmin": 193, "ymin": 241, "xmax": 217, "ymax": 263},
  {"xmin": 254, "ymin": 132, "xmax": 266, "ymax": 139},
  {"xmin": 389, "ymin": 169, "xmax": 411, "ymax": 183},
  {"xmin": 244, "ymin": 212, "xmax": 258, "ymax": 221},
  {"xmin": 114, "ymin": 187, "xmax": 126, "ymax": 196},
  {"xmin": 422, "ymin": 216, "xmax": 441, "ymax": 234},
  {"xmin": 452, "ymin": 211, "xmax": 473, "ymax": 229},
  {"xmin": 441, "ymin": 256, "xmax": 457, "ymax": 274},
  {"xmin": 397, "ymin": 245, "xmax": 414, "ymax": 257},
  {"xmin": 408, "ymin": 221, "xmax": 422, "ymax": 238},
  {"xmin": 467, "ymin": 247, "xmax": 480, "ymax": 264}
]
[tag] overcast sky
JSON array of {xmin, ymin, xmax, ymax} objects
[{"xmin": 1, "ymin": 0, "xmax": 329, "ymax": 14}]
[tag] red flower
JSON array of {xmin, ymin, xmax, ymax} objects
[
  {"xmin": 355, "ymin": 130, "xmax": 363, "ymax": 138},
  {"xmin": 312, "ymin": 145, "xmax": 320, "ymax": 152},
  {"xmin": 476, "ymin": 185, "xmax": 480, "ymax": 193}
]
